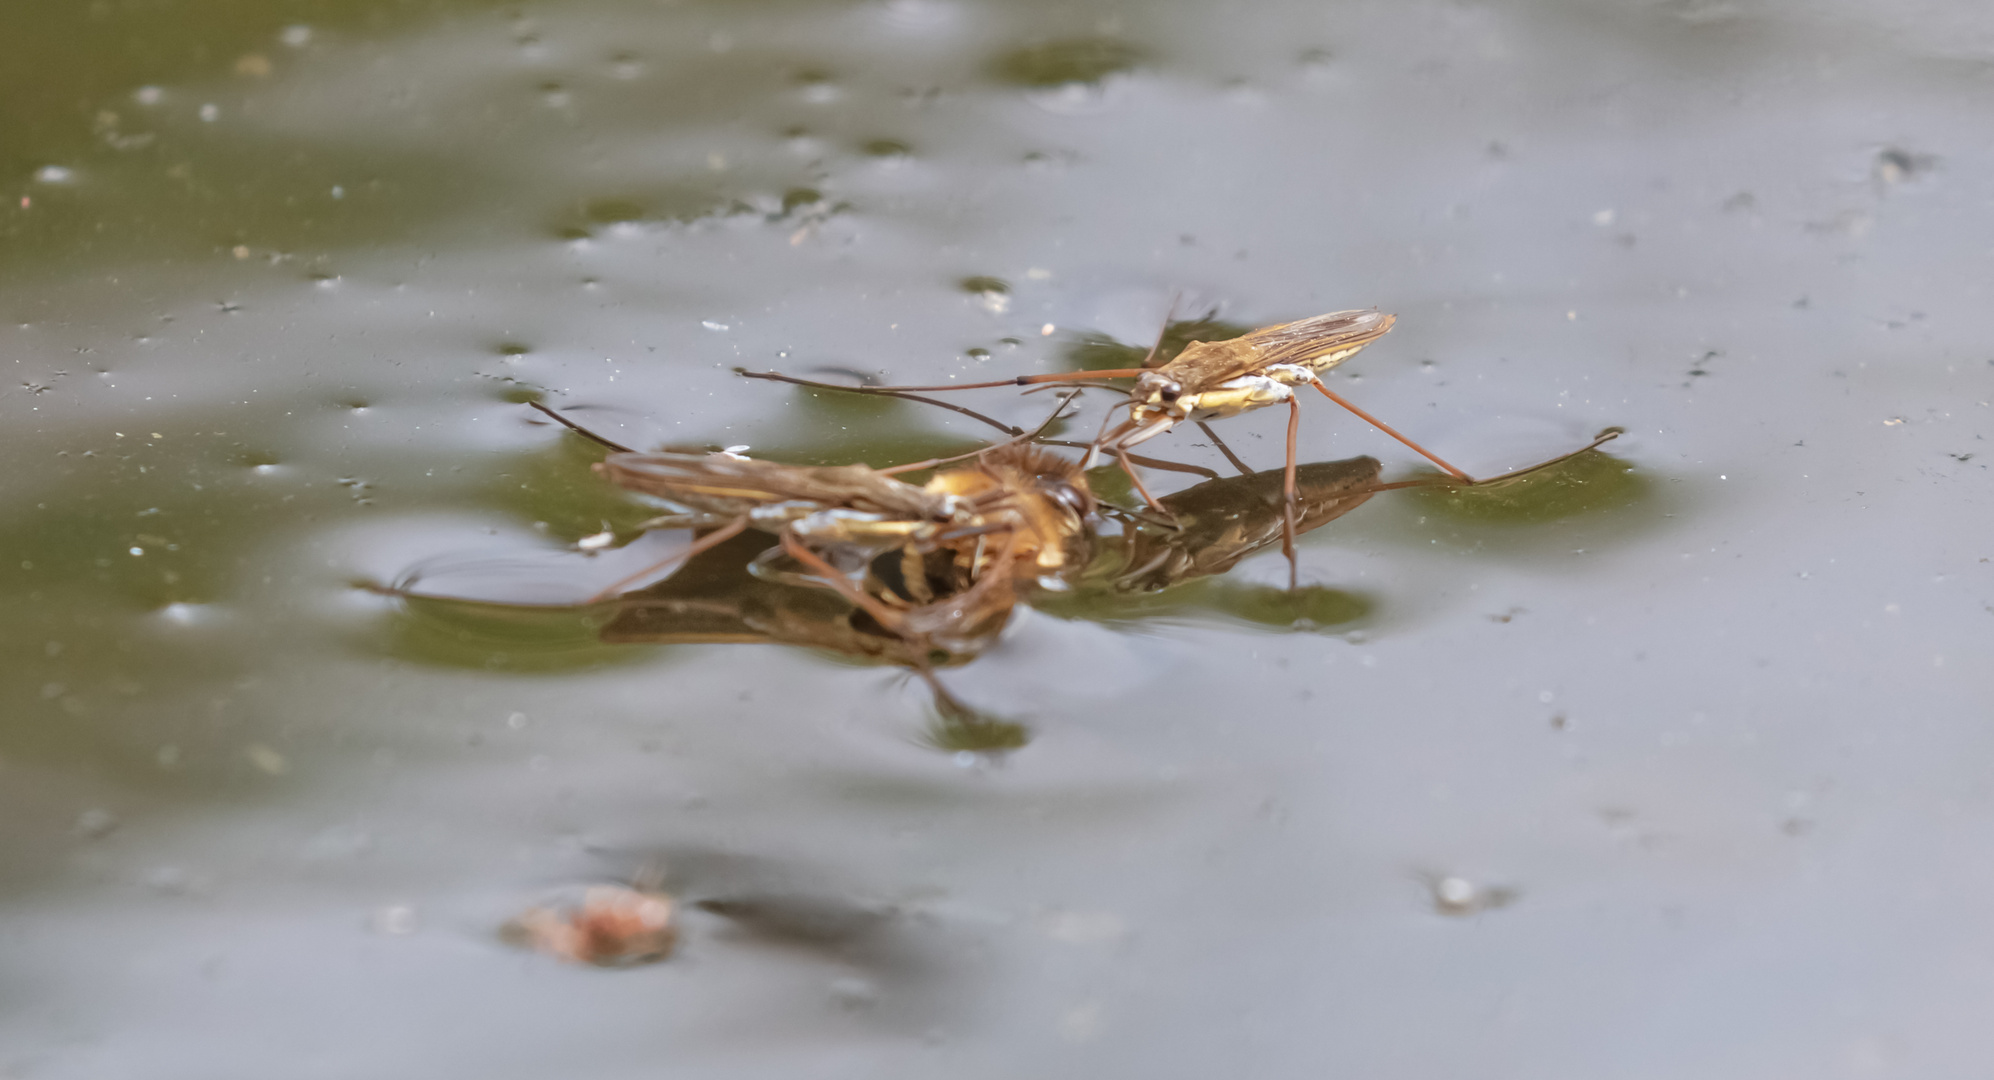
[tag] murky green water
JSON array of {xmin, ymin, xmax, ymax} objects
[{"xmin": 6, "ymin": 0, "xmax": 1993, "ymax": 1075}]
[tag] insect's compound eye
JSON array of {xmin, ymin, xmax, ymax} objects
[
  {"xmin": 1157, "ymin": 382, "xmax": 1181, "ymax": 403},
  {"xmin": 1048, "ymin": 484, "xmax": 1091, "ymax": 515}
]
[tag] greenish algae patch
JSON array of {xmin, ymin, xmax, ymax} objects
[
  {"xmin": 376, "ymin": 594, "xmax": 645, "ymax": 674},
  {"xmin": 1403, "ymin": 448, "xmax": 1648, "ymax": 526}
]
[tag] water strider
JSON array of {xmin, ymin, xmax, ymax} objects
[{"xmin": 741, "ymin": 310, "xmax": 1619, "ymax": 588}]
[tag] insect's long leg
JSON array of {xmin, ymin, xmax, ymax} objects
[
  {"xmin": 1281, "ymin": 396, "xmax": 1301, "ymax": 592},
  {"xmin": 1327, "ymin": 427, "xmax": 1627, "ymax": 499},
  {"xmin": 529, "ymin": 401, "xmax": 636, "ymax": 454},
  {"xmin": 586, "ymin": 515, "xmax": 751, "ymax": 602},
  {"xmin": 877, "ymin": 390, "xmax": 1082, "ymax": 476},
  {"xmin": 1114, "ymin": 444, "xmax": 1181, "ymax": 528},
  {"xmin": 738, "ymin": 367, "xmax": 1151, "ymax": 394},
  {"xmin": 778, "ymin": 530, "xmax": 908, "ymax": 634},
  {"xmin": 1080, "ymin": 411, "xmax": 1127, "ymax": 470},
  {"xmin": 1138, "ymin": 293, "xmax": 1182, "ymax": 369},
  {"xmin": 1461, "ymin": 427, "xmax": 1624, "ymax": 485},
  {"xmin": 1358, "ymin": 426, "xmax": 1626, "ymax": 495},
  {"xmin": 1195, "ymin": 420, "xmax": 1256, "ymax": 477},
  {"xmin": 1308, "ymin": 378, "xmax": 1473, "ymax": 482},
  {"xmin": 1113, "ymin": 453, "xmax": 1223, "ymax": 477},
  {"xmin": 911, "ymin": 666, "xmax": 982, "ymax": 725}
]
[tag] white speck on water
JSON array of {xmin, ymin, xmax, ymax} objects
[
  {"xmin": 129, "ymin": 546, "xmax": 144, "ymax": 556},
  {"xmin": 371, "ymin": 904, "xmax": 418, "ymax": 935},
  {"xmin": 576, "ymin": 529, "xmax": 614, "ymax": 552},
  {"xmin": 722, "ymin": 444, "xmax": 750, "ymax": 455},
  {"xmin": 1436, "ymin": 876, "xmax": 1477, "ymax": 908},
  {"xmin": 134, "ymin": 86, "xmax": 164, "ymax": 106},
  {"xmin": 702, "ymin": 320, "xmax": 730, "ymax": 331},
  {"xmin": 1592, "ymin": 208, "xmax": 1616, "ymax": 226},
  {"xmin": 199, "ymin": 103, "xmax": 219, "ymax": 122},
  {"xmin": 280, "ymin": 24, "xmax": 313, "ymax": 47},
  {"xmin": 507, "ymin": 712, "xmax": 528, "ymax": 729},
  {"xmin": 246, "ymin": 744, "xmax": 288, "ymax": 775},
  {"xmin": 34, "ymin": 165, "xmax": 75, "ymax": 184}
]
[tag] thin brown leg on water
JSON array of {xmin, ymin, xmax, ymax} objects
[
  {"xmin": 1196, "ymin": 420, "xmax": 1256, "ymax": 477},
  {"xmin": 1308, "ymin": 378, "xmax": 1474, "ymax": 482},
  {"xmin": 1114, "ymin": 444, "xmax": 1181, "ymax": 528},
  {"xmin": 1470, "ymin": 427, "xmax": 1625, "ymax": 485},
  {"xmin": 1282, "ymin": 395, "xmax": 1301, "ymax": 592},
  {"xmin": 587, "ymin": 515, "xmax": 750, "ymax": 602},
  {"xmin": 528, "ymin": 401, "xmax": 636, "ymax": 454},
  {"xmin": 778, "ymin": 531, "xmax": 908, "ymax": 634}
]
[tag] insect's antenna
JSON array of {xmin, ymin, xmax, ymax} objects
[
  {"xmin": 528, "ymin": 401, "xmax": 636, "ymax": 454},
  {"xmin": 741, "ymin": 369, "xmax": 1029, "ymax": 439},
  {"xmin": 1021, "ymin": 380, "xmax": 1135, "ymax": 396},
  {"xmin": 738, "ymin": 366, "xmax": 1149, "ymax": 394}
]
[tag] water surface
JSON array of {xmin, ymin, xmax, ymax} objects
[{"xmin": 5, "ymin": 0, "xmax": 1992, "ymax": 1075}]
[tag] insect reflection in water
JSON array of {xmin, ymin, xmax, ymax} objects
[{"xmin": 385, "ymin": 437, "xmax": 1458, "ymax": 754}]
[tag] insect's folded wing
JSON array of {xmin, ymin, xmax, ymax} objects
[
  {"xmin": 1246, "ymin": 309, "xmax": 1396, "ymax": 369},
  {"xmin": 598, "ymin": 454, "xmax": 954, "ymax": 521},
  {"xmin": 596, "ymin": 453, "xmax": 801, "ymax": 505}
]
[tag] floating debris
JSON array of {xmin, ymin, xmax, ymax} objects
[{"xmin": 504, "ymin": 885, "xmax": 678, "ymax": 967}]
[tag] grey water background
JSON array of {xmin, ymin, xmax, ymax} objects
[{"xmin": 4, "ymin": 0, "xmax": 1991, "ymax": 1075}]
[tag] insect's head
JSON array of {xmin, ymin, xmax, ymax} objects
[
  {"xmin": 1131, "ymin": 371, "xmax": 1184, "ymax": 410},
  {"xmin": 1044, "ymin": 479, "xmax": 1093, "ymax": 519}
]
